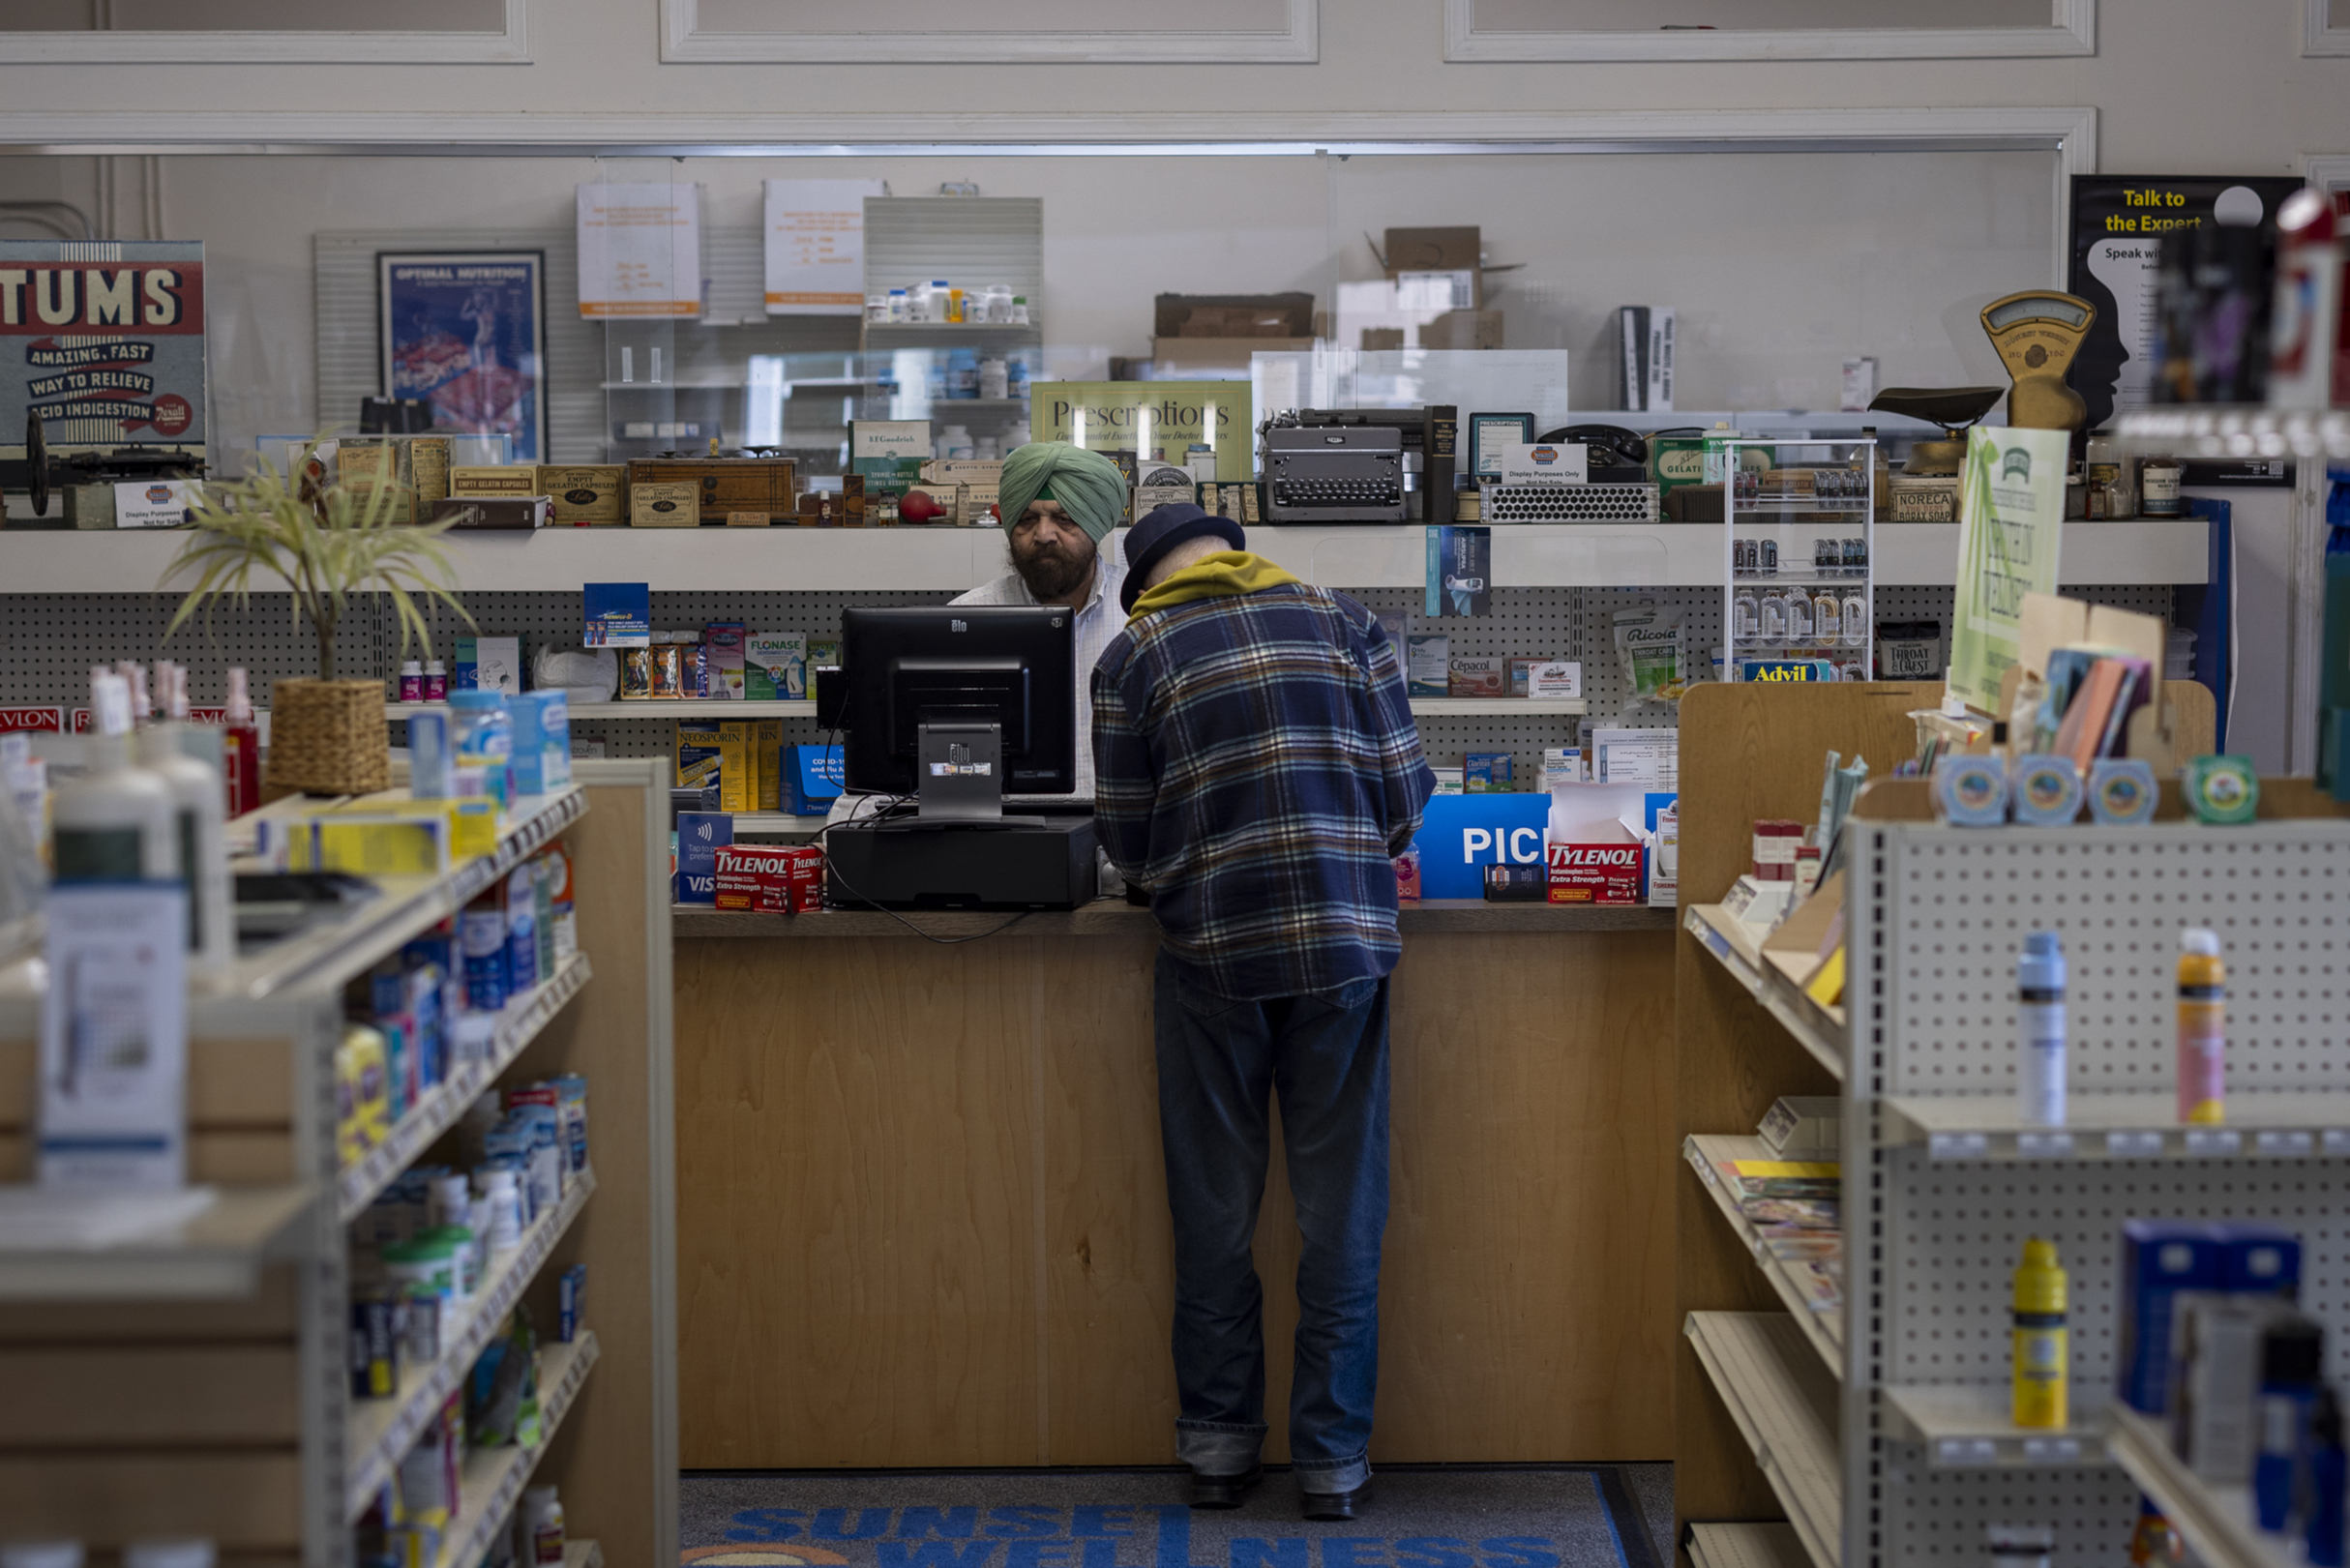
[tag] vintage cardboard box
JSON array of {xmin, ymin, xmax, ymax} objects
[
  {"xmin": 625, "ymin": 457, "xmax": 796, "ymax": 524},
  {"xmin": 851, "ymin": 420, "xmax": 930, "ymax": 501},
  {"xmin": 450, "ymin": 465, "xmax": 538, "ymax": 497},
  {"xmin": 631, "ymin": 480, "xmax": 699, "ymax": 527},
  {"xmin": 537, "ymin": 464, "xmax": 626, "ymax": 525}
]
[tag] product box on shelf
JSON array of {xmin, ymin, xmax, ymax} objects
[
  {"xmin": 631, "ymin": 481, "xmax": 699, "ymax": 527},
  {"xmin": 714, "ymin": 843, "xmax": 798, "ymax": 912},
  {"xmin": 1447, "ymin": 657, "xmax": 1504, "ymax": 698},
  {"xmin": 2118, "ymin": 1221, "xmax": 2227, "ymax": 1413},
  {"xmin": 788, "ymin": 743, "xmax": 844, "ymax": 816},
  {"xmin": 704, "ymin": 622, "xmax": 748, "ymax": 700},
  {"xmin": 450, "ymin": 466, "xmax": 538, "ymax": 497},
  {"xmin": 626, "ymin": 456, "xmax": 797, "ymax": 525},
  {"xmin": 1544, "ymin": 817, "xmax": 1646, "ymax": 904},
  {"xmin": 1407, "ymin": 635, "xmax": 1450, "ymax": 696},
  {"xmin": 852, "ymin": 421, "xmax": 930, "ymax": 500},
  {"xmin": 537, "ymin": 465, "xmax": 627, "ymax": 525},
  {"xmin": 432, "ymin": 495, "xmax": 550, "ymax": 530},
  {"xmin": 746, "ymin": 635, "xmax": 807, "ymax": 700},
  {"xmin": 509, "ymin": 691, "xmax": 572, "ymax": 796}
]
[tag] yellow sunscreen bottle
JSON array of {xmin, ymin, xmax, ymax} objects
[{"xmin": 2013, "ymin": 1236, "xmax": 2068, "ymax": 1429}]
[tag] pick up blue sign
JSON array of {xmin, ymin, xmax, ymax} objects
[{"xmin": 1410, "ymin": 795, "xmax": 1551, "ymax": 900}]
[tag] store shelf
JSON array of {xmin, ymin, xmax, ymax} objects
[
  {"xmin": 387, "ymin": 700, "xmax": 818, "ymax": 722},
  {"xmin": 1408, "ymin": 696, "xmax": 1587, "ymax": 717},
  {"xmin": 2112, "ymin": 405, "xmax": 2350, "ymax": 461},
  {"xmin": 1884, "ymin": 1090, "xmax": 2350, "ymax": 1161},
  {"xmin": 0, "ymin": 518, "xmax": 2210, "ymax": 594},
  {"xmin": 427, "ymin": 1330, "xmax": 601, "ymax": 1568},
  {"xmin": 0, "ymin": 1183, "xmax": 315, "ymax": 1301},
  {"xmin": 1684, "ymin": 1135, "xmax": 1841, "ymax": 1376},
  {"xmin": 337, "ymin": 952, "xmax": 594, "ymax": 1223},
  {"xmin": 2107, "ymin": 1404, "xmax": 2291, "ymax": 1568},
  {"xmin": 1687, "ymin": 1524, "xmax": 1811, "ymax": 1568},
  {"xmin": 1684, "ymin": 1312, "xmax": 1841, "ymax": 1568},
  {"xmin": 217, "ymin": 786, "xmax": 584, "ymax": 1003},
  {"xmin": 1881, "ymin": 1383, "xmax": 2108, "ymax": 1467},
  {"xmin": 1685, "ymin": 903, "xmax": 1842, "ymax": 1080},
  {"xmin": 1731, "ymin": 501, "xmax": 1873, "ymax": 516},
  {"xmin": 344, "ymin": 1167, "xmax": 597, "ymax": 1523}
]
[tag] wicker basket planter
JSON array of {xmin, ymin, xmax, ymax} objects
[{"xmin": 265, "ymin": 678, "xmax": 389, "ymax": 796}]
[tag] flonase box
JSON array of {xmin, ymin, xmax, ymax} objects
[
  {"xmin": 625, "ymin": 457, "xmax": 798, "ymax": 525},
  {"xmin": 537, "ymin": 465, "xmax": 626, "ymax": 526}
]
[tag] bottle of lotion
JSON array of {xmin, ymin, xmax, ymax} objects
[
  {"xmin": 136, "ymin": 664, "xmax": 233, "ymax": 978},
  {"xmin": 50, "ymin": 669, "xmax": 177, "ymax": 883},
  {"xmin": 2179, "ymin": 929, "xmax": 2227, "ymax": 1125},
  {"xmin": 2018, "ymin": 932, "xmax": 2067, "ymax": 1127},
  {"xmin": 221, "ymin": 667, "xmax": 261, "ymax": 818},
  {"xmin": 2011, "ymin": 1236, "xmax": 2068, "ymax": 1430}
]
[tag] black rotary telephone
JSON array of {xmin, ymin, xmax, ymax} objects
[{"xmin": 1534, "ymin": 424, "xmax": 1649, "ymax": 484}]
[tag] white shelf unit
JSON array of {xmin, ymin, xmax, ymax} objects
[
  {"xmin": 1686, "ymin": 1312, "xmax": 1842, "ymax": 1568},
  {"xmin": 430, "ymin": 1331, "xmax": 600, "ymax": 1568},
  {"xmin": 2112, "ymin": 405, "xmax": 2350, "ymax": 461},
  {"xmin": 0, "ymin": 518, "xmax": 2213, "ymax": 594},
  {"xmin": 0, "ymin": 759, "xmax": 677, "ymax": 1564},
  {"xmin": 1839, "ymin": 814, "xmax": 2350, "ymax": 1568},
  {"xmin": 1722, "ymin": 438, "xmax": 1876, "ymax": 681}
]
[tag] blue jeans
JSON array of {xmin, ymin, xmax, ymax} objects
[{"xmin": 1153, "ymin": 948, "xmax": 1390, "ymax": 1494}]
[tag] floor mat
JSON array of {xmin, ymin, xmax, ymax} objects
[{"xmin": 681, "ymin": 1465, "xmax": 1674, "ymax": 1568}]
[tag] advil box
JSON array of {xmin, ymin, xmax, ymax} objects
[{"xmin": 1546, "ymin": 817, "xmax": 1646, "ymax": 904}]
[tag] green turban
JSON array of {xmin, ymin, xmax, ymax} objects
[{"xmin": 998, "ymin": 441, "xmax": 1125, "ymax": 544}]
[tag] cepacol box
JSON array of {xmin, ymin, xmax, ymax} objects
[{"xmin": 1545, "ymin": 818, "xmax": 1646, "ymax": 904}]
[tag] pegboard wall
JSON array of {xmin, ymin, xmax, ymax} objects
[
  {"xmin": 1848, "ymin": 818, "xmax": 2350, "ymax": 1568},
  {"xmin": 0, "ymin": 583, "xmax": 2177, "ymax": 790},
  {"xmin": 1875, "ymin": 821, "xmax": 2350, "ymax": 1098}
]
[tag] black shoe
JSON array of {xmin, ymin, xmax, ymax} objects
[
  {"xmin": 1301, "ymin": 1485, "xmax": 1366, "ymax": 1522},
  {"xmin": 1188, "ymin": 1464, "xmax": 1264, "ymax": 1510}
]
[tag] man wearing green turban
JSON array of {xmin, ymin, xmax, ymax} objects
[{"xmin": 950, "ymin": 441, "xmax": 1131, "ymax": 798}]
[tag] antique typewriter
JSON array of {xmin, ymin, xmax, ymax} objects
[{"xmin": 1259, "ymin": 415, "xmax": 1407, "ymax": 523}]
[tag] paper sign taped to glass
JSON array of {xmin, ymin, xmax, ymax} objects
[
  {"xmin": 1946, "ymin": 427, "xmax": 2069, "ymax": 714},
  {"xmin": 0, "ymin": 241, "xmax": 206, "ymax": 470}
]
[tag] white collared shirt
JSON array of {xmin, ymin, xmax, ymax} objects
[{"xmin": 950, "ymin": 547, "xmax": 1128, "ymax": 800}]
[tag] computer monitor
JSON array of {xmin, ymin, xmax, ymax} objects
[{"xmin": 839, "ymin": 605, "xmax": 1079, "ymax": 803}]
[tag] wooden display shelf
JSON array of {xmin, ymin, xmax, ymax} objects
[
  {"xmin": 345, "ymin": 1169, "xmax": 596, "ymax": 1522},
  {"xmin": 338, "ymin": 952, "xmax": 592, "ymax": 1222},
  {"xmin": 1687, "ymin": 1524, "xmax": 1811, "ymax": 1568},
  {"xmin": 429, "ymin": 1332, "xmax": 600, "ymax": 1568},
  {"xmin": 1684, "ymin": 903, "xmax": 1841, "ymax": 1081},
  {"xmin": 1684, "ymin": 1312, "xmax": 1841, "ymax": 1568},
  {"xmin": 2107, "ymin": 1404, "xmax": 2294, "ymax": 1568},
  {"xmin": 1683, "ymin": 1135, "xmax": 1840, "ymax": 1376}
]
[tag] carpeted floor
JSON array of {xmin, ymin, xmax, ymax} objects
[{"xmin": 680, "ymin": 1465, "xmax": 1674, "ymax": 1568}]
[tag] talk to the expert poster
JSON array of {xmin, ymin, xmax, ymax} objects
[{"xmin": 1947, "ymin": 426, "xmax": 2070, "ymax": 713}]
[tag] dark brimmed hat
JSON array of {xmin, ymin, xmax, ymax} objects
[{"xmin": 1120, "ymin": 503, "xmax": 1246, "ymax": 613}]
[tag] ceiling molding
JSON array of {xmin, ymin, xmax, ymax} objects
[
  {"xmin": 659, "ymin": 0, "xmax": 1315, "ymax": 64},
  {"xmin": 2306, "ymin": 0, "xmax": 2350, "ymax": 55},
  {"xmin": 1444, "ymin": 0, "xmax": 2093, "ymax": 62},
  {"xmin": 0, "ymin": 0, "xmax": 527, "ymax": 64},
  {"xmin": 2307, "ymin": 154, "xmax": 2350, "ymax": 190},
  {"xmin": 0, "ymin": 105, "xmax": 2097, "ymax": 162}
]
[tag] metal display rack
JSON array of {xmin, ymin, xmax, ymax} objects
[
  {"xmin": 1723, "ymin": 438, "xmax": 1877, "ymax": 683},
  {"xmin": 1835, "ymin": 807, "xmax": 2350, "ymax": 1568},
  {"xmin": 0, "ymin": 760, "xmax": 677, "ymax": 1564}
]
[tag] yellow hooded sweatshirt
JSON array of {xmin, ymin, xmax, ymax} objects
[{"xmin": 1126, "ymin": 550, "xmax": 1303, "ymax": 623}]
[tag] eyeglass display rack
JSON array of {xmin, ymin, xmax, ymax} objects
[
  {"xmin": 0, "ymin": 760, "xmax": 677, "ymax": 1566},
  {"xmin": 1723, "ymin": 438, "xmax": 1877, "ymax": 684}
]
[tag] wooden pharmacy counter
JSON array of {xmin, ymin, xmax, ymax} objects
[{"xmin": 672, "ymin": 894, "xmax": 1677, "ymax": 1468}]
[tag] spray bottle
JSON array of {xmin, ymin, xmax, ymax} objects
[
  {"xmin": 2179, "ymin": 930, "xmax": 2227, "ymax": 1125},
  {"xmin": 2018, "ymin": 932, "xmax": 2067, "ymax": 1127},
  {"xmin": 135, "ymin": 664, "xmax": 233, "ymax": 978},
  {"xmin": 2011, "ymin": 1237, "xmax": 2068, "ymax": 1429},
  {"xmin": 49, "ymin": 669, "xmax": 177, "ymax": 883},
  {"xmin": 221, "ymin": 667, "xmax": 261, "ymax": 818}
]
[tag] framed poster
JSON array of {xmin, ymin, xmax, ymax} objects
[
  {"xmin": 377, "ymin": 251, "xmax": 546, "ymax": 463},
  {"xmin": 0, "ymin": 241, "xmax": 206, "ymax": 468},
  {"xmin": 2067, "ymin": 174, "xmax": 2305, "ymax": 432}
]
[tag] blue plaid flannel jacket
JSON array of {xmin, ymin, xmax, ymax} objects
[{"xmin": 1091, "ymin": 580, "xmax": 1435, "ymax": 1001}]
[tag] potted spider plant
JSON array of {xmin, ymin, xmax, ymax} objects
[{"xmin": 163, "ymin": 443, "xmax": 474, "ymax": 796}]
